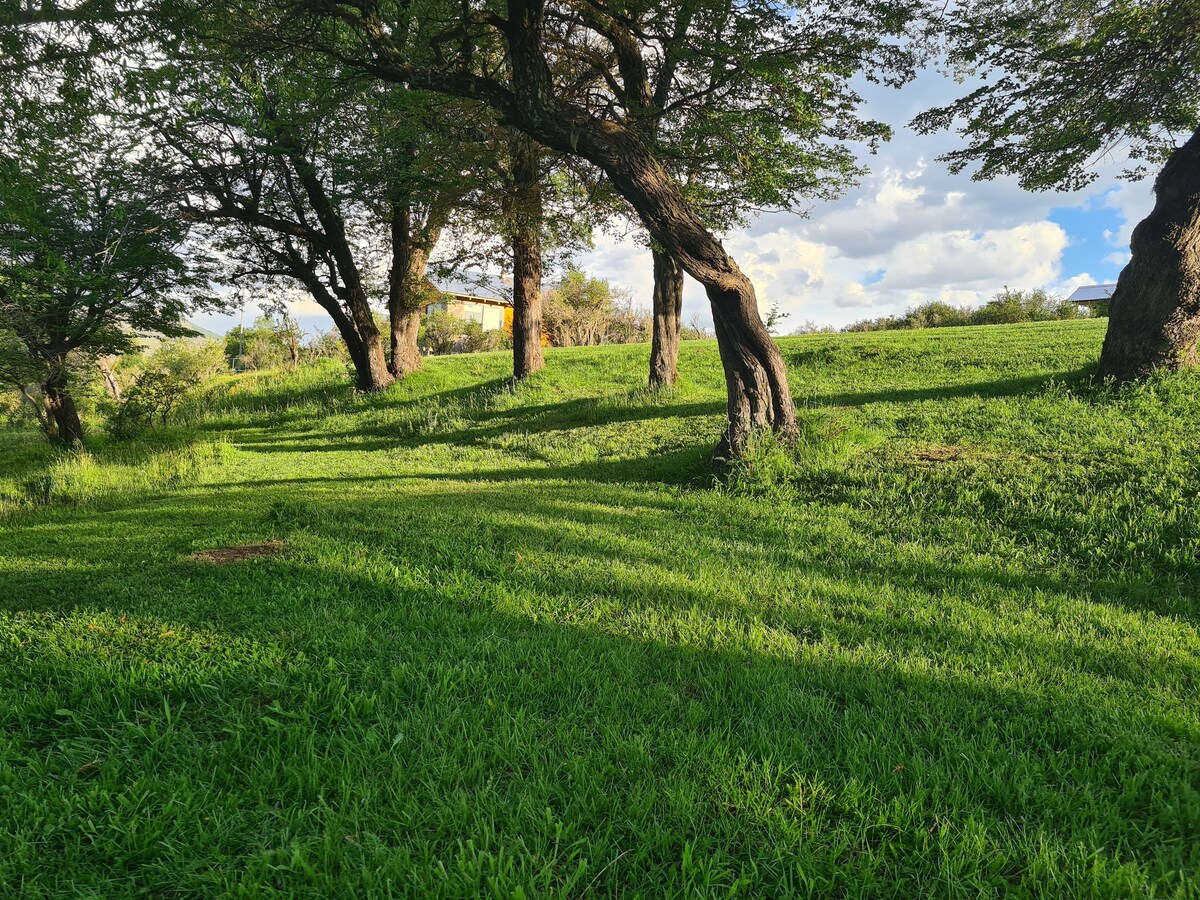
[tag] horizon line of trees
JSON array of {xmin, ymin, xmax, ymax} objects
[{"xmin": 838, "ymin": 288, "xmax": 1092, "ymax": 334}]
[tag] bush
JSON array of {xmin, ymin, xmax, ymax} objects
[
  {"xmin": 305, "ymin": 330, "xmax": 351, "ymax": 364},
  {"xmin": 107, "ymin": 340, "xmax": 225, "ymax": 437},
  {"xmin": 543, "ymin": 269, "xmax": 649, "ymax": 346},
  {"xmin": 420, "ymin": 310, "xmax": 464, "ymax": 355},
  {"xmin": 419, "ymin": 311, "xmax": 507, "ymax": 355}
]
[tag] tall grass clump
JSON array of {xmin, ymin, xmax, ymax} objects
[
  {"xmin": 718, "ymin": 409, "xmax": 878, "ymax": 499},
  {"xmin": 0, "ymin": 439, "xmax": 233, "ymax": 514}
]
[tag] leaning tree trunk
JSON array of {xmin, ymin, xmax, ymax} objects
[
  {"xmin": 649, "ymin": 248, "xmax": 684, "ymax": 387},
  {"xmin": 343, "ymin": 287, "xmax": 394, "ymax": 392},
  {"xmin": 1099, "ymin": 127, "xmax": 1200, "ymax": 383},
  {"xmin": 43, "ymin": 372, "xmax": 83, "ymax": 447},
  {"xmin": 503, "ymin": 0, "xmax": 792, "ymax": 452},
  {"xmin": 511, "ymin": 133, "xmax": 545, "ymax": 380},
  {"xmin": 292, "ymin": 262, "xmax": 393, "ymax": 393}
]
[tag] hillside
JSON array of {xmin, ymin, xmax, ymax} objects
[{"xmin": 1, "ymin": 319, "xmax": 1198, "ymax": 896}]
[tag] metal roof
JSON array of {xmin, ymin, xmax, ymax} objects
[
  {"xmin": 1067, "ymin": 284, "xmax": 1117, "ymax": 303},
  {"xmin": 434, "ymin": 270, "xmax": 513, "ymax": 304}
]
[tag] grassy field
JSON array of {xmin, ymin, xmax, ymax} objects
[{"xmin": 1, "ymin": 318, "xmax": 1198, "ymax": 897}]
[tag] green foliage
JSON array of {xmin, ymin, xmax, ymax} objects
[
  {"xmin": 227, "ymin": 315, "xmax": 298, "ymax": 371},
  {"xmin": 0, "ymin": 103, "xmax": 208, "ymax": 361},
  {"xmin": 846, "ymin": 288, "xmax": 1079, "ymax": 332},
  {"xmin": 1, "ymin": 321, "xmax": 1199, "ymax": 895},
  {"xmin": 108, "ymin": 340, "xmax": 225, "ymax": 437},
  {"xmin": 419, "ymin": 310, "xmax": 464, "ymax": 355},
  {"xmin": 914, "ymin": 0, "xmax": 1200, "ymax": 189},
  {"xmin": 304, "ymin": 329, "xmax": 352, "ymax": 364},
  {"xmin": 419, "ymin": 310, "xmax": 508, "ymax": 356},
  {"xmin": 0, "ymin": 93, "xmax": 213, "ymax": 446}
]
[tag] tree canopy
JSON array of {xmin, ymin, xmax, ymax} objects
[
  {"xmin": 0, "ymin": 95, "xmax": 211, "ymax": 443},
  {"xmin": 914, "ymin": 0, "xmax": 1200, "ymax": 190}
]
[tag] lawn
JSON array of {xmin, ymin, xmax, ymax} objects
[{"xmin": 1, "ymin": 319, "xmax": 1198, "ymax": 897}]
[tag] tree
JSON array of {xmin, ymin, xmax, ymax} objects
[
  {"xmin": 508, "ymin": 132, "xmax": 546, "ymax": 378},
  {"xmin": 574, "ymin": 1, "xmax": 909, "ymax": 387},
  {"xmin": 0, "ymin": 99, "xmax": 209, "ymax": 446},
  {"xmin": 914, "ymin": 0, "xmax": 1200, "ymax": 383},
  {"xmin": 227, "ymin": 0, "xmax": 920, "ymax": 454},
  {"xmin": 108, "ymin": 338, "xmax": 225, "ymax": 435},
  {"xmin": 340, "ymin": 88, "xmax": 492, "ymax": 378},
  {"xmin": 144, "ymin": 51, "xmax": 401, "ymax": 391}
]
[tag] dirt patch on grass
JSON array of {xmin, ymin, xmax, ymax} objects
[
  {"xmin": 908, "ymin": 444, "xmax": 966, "ymax": 463},
  {"xmin": 191, "ymin": 541, "xmax": 285, "ymax": 564}
]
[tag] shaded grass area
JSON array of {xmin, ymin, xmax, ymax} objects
[{"xmin": 1, "ymin": 319, "xmax": 1199, "ymax": 896}]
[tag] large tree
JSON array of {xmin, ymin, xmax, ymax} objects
[
  {"xmin": 914, "ymin": 0, "xmax": 1200, "ymax": 383},
  {"xmin": 342, "ymin": 88, "xmax": 496, "ymax": 377},
  {"xmin": 145, "ymin": 55, "xmax": 403, "ymax": 391},
  {"xmin": 575, "ymin": 1, "xmax": 909, "ymax": 388},
  {"xmin": 243, "ymin": 0, "xmax": 920, "ymax": 453},
  {"xmin": 0, "ymin": 99, "xmax": 208, "ymax": 446}
]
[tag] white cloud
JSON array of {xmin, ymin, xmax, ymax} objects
[
  {"xmin": 833, "ymin": 282, "xmax": 874, "ymax": 308},
  {"xmin": 1055, "ymin": 272, "xmax": 1099, "ymax": 298}
]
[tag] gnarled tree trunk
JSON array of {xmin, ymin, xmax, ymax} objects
[
  {"xmin": 1099, "ymin": 127, "xmax": 1200, "ymax": 383},
  {"xmin": 345, "ymin": 288, "xmax": 393, "ymax": 392},
  {"xmin": 511, "ymin": 133, "xmax": 545, "ymax": 380},
  {"xmin": 43, "ymin": 371, "xmax": 83, "ymax": 447},
  {"xmin": 649, "ymin": 248, "xmax": 683, "ymax": 387},
  {"xmin": 388, "ymin": 201, "xmax": 443, "ymax": 378},
  {"xmin": 503, "ymin": 0, "xmax": 792, "ymax": 452},
  {"xmin": 391, "ymin": 308, "xmax": 423, "ymax": 376},
  {"xmin": 291, "ymin": 254, "xmax": 392, "ymax": 393}
]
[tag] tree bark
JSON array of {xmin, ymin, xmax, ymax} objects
[
  {"xmin": 1099, "ymin": 127, "xmax": 1200, "ymax": 383},
  {"xmin": 43, "ymin": 372, "xmax": 83, "ymax": 447},
  {"xmin": 650, "ymin": 248, "xmax": 683, "ymax": 387},
  {"xmin": 287, "ymin": 249, "xmax": 392, "ymax": 392},
  {"xmin": 345, "ymin": 289, "xmax": 393, "ymax": 392},
  {"xmin": 388, "ymin": 202, "xmax": 442, "ymax": 378},
  {"xmin": 511, "ymin": 133, "xmax": 545, "ymax": 380}
]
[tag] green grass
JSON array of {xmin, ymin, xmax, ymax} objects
[{"xmin": 1, "ymin": 319, "xmax": 1198, "ymax": 897}]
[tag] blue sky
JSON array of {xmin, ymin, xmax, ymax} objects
[{"xmin": 193, "ymin": 71, "xmax": 1156, "ymax": 338}]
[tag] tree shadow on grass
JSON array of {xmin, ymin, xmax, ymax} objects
[
  {"xmin": 229, "ymin": 397, "xmax": 725, "ymax": 460},
  {"xmin": 804, "ymin": 365, "xmax": 1097, "ymax": 408},
  {"xmin": 223, "ymin": 366, "xmax": 1096, "ymax": 464}
]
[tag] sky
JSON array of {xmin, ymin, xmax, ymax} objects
[{"xmin": 191, "ymin": 69, "xmax": 1155, "ymax": 339}]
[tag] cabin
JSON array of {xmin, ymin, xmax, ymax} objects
[
  {"xmin": 1067, "ymin": 283, "xmax": 1117, "ymax": 313},
  {"xmin": 423, "ymin": 275, "xmax": 513, "ymax": 331}
]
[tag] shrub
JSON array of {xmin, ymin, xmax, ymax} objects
[{"xmin": 107, "ymin": 340, "xmax": 224, "ymax": 437}]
